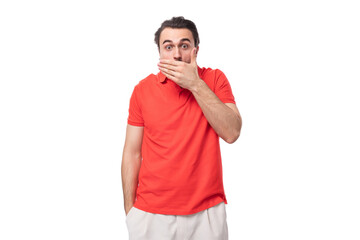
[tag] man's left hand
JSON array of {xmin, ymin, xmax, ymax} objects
[{"xmin": 158, "ymin": 48, "xmax": 201, "ymax": 91}]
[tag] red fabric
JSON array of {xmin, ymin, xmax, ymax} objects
[{"xmin": 127, "ymin": 66, "xmax": 236, "ymax": 215}]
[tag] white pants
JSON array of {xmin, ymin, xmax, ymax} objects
[{"xmin": 126, "ymin": 202, "xmax": 228, "ymax": 240}]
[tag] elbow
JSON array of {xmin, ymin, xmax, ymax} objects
[
  {"xmin": 224, "ymin": 128, "xmax": 241, "ymax": 144},
  {"xmin": 224, "ymin": 119, "xmax": 242, "ymax": 144}
]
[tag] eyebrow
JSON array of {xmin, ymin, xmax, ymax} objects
[{"xmin": 162, "ymin": 38, "xmax": 191, "ymax": 45}]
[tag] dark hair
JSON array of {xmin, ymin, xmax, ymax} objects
[{"xmin": 154, "ymin": 16, "xmax": 200, "ymax": 49}]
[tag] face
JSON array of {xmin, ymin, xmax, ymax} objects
[{"xmin": 158, "ymin": 28, "xmax": 199, "ymax": 63}]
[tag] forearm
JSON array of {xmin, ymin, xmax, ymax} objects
[
  {"xmin": 191, "ymin": 79, "xmax": 241, "ymax": 143},
  {"xmin": 121, "ymin": 151, "xmax": 141, "ymax": 214}
]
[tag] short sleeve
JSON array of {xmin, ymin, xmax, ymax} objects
[
  {"xmin": 127, "ymin": 85, "xmax": 144, "ymax": 126},
  {"xmin": 214, "ymin": 70, "xmax": 236, "ymax": 104}
]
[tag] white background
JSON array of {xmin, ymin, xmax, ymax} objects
[{"xmin": 1, "ymin": 0, "xmax": 359, "ymax": 239}]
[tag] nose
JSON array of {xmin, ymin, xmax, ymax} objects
[{"xmin": 173, "ymin": 47, "xmax": 182, "ymax": 61}]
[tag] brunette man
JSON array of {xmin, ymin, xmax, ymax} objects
[{"xmin": 121, "ymin": 16, "xmax": 242, "ymax": 240}]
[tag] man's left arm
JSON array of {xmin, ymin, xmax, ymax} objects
[{"xmin": 190, "ymin": 80, "xmax": 242, "ymax": 143}]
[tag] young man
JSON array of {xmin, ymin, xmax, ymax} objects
[{"xmin": 121, "ymin": 16, "xmax": 242, "ymax": 240}]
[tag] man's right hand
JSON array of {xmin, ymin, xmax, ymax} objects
[{"xmin": 125, "ymin": 205, "xmax": 133, "ymax": 216}]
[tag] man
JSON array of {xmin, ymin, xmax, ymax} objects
[{"xmin": 121, "ymin": 16, "xmax": 242, "ymax": 240}]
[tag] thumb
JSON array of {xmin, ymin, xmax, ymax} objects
[{"xmin": 191, "ymin": 47, "xmax": 197, "ymax": 64}]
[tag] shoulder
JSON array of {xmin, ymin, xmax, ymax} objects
[
  {"xmin": 199, "ymin": 67, "xmax": 227, "ymax": 88},
  {"xmin": 199, "ymin": 67, "xmax": 224, "ymax": 77},
  {"xmin": 133, "ymin": 73, "xmax": 158, "ymax": 90},
  {"xmin": 200, "ymin": 67, "xmax": 227, "ymax": 82}
]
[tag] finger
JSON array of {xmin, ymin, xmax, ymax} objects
[
  {"xmin": 159, "ymin": 59, "xmax": 181, "ymax": 66},
  {"xmin": 191, "ymin": 47, "xmax": 197, "ymax": 64},
  {"xmin": 161, "ymin": 69, "xmax": 178, "ymax": 82},
  {"xmin": 159, "ymin": 66, "xmax": 177, "ymax": 77},
  {"xmin": 157, "ymin": 63, "xmax": 178, "ymax": 72}
]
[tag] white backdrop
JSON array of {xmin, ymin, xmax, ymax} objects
[{"xmin": 1, "ymin": 0, "xmax": 359, "ymax": 239}]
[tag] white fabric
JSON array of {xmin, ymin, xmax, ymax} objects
[{"xmin": 126, "ymin": 202, "xmax": 228, "ymax": 240}]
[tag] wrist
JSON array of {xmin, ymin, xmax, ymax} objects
[{"xmin": 190, "ymin": 78, "xmax": 204, "ymax": 93}]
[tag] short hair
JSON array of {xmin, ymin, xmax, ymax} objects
[{"xmin": 154, "ymin": 16, "xmax": 200, "ymax": 49}]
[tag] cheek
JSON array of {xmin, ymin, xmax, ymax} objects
[
  {"xmin": 182, "ymin": 51, "xmax": 192, "ymax": 62},
  {"xmin": 159, "ymin": 50, "xmax": 172, "ymax": 59}
]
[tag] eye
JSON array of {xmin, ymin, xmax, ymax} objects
[
  {"xmin": 181, "ymin": 44, "xmax": 188, "ymax": 49},
  {"xmin": 165, "ymin": 45, "xmax": 172, "ymax": 50}
]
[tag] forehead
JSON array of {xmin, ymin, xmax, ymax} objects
[{"xmin": 159, "ymin": 28, "xmax": 194, "ymax": 44}]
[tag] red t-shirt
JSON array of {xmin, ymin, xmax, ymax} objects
[{"xmin": 127, "ymin": 66, "xmax": 236, "ymax": 215}]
